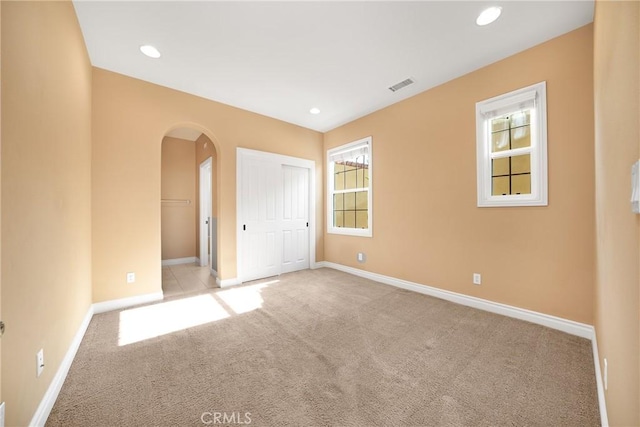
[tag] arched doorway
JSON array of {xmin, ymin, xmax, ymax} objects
[{"xmin": 160, "ymin": 127, "xmax": 219, "ymax": 297}]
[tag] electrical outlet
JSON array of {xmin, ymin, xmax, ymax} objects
[
  {"xmin": 473, "ymin": 273, "xmax": 482, "ymax": 285},
  {"xmin": 357, "ymin": 252, "xmax": 366, "ymax": 263},
  {"xmin": 126, "ymin": 272, "xmax": 135, "ymax": 283},
  {"xmin": 604, "ymin": 358, "xmax": 608, "ymax": 390},
  {"xmin": 36, "ymin": 349, "xmax": 44, "ymax": 377}
]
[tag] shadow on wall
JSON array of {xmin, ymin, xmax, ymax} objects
[{"xmin": 161, "ymin": 127, "xmax": 218, "ymax": 274}]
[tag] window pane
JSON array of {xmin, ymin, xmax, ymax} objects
[
  {"xmin": 357, "ymin": 167, "xmax": 365, "ymax": 187},
  {"xmin": 511, "ymin": 154, "xmax": 531, "ymax": 174},
  {"xmin": 343, "ymin": 211, "xmax": 356, "ymax": 228},
  {"xmin": 355, "ymin": 211, "xmax": 368, "ymax": 229},
  {"xmin": 511, "ymin": 125, "xmax": 531, "ymax": 149},
  {"xmin": 491, "ymin": 130, "xmax": 510, "ymax": 152},
  {"xmin": 491, "ymin": 109, "xmax": 532, "ymax": 153},
  {"xmin": 334, "ymin": 193, "xmax": 343, "ymax": 210},
  {"xmin": 355, "ymin": 191, "xmax": 368, "ymax": 210},
  {"xmin": 344, "ymin": 192, "xmax": 356, "ymax": 210},
  {"xmin": 510, "ymin": 110, "xmax": 530, "ymax": 127},
  {"xmin": 335, "ymin": 190, "xmax": 368, "ymax": 230},
  {"xmin": 334, "ymin": 163, "xmax": 345, "ymax": 191},
  {"xmin": 491, "ymin": 117, "xmax": 509, "ymax": 132},
  {"xmin": 511, "ymin": 174, "xmax": 531, "ymax": 195},
  {"xmin": 339, "ymin": 163, "xmax": 370, "ymax": 190},
  {"xmin": 492, "ymin": 157, "xmax": 509, "ymax": 177},
  {"xmin": 491, "ymin": 155, "xmax": 531, "ymax": 196},
  {"xmin": 492, "ymin": 176, "xmax": 510, "ymax": 196},
  {"xmin": 344, "ymin": 168, "xmax": 357, "ymax": 190}
]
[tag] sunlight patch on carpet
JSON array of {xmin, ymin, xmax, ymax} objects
[
  {"xmin": 216, "ymin": 281, "xmax": 276, "ymax": 314},
  {"xmin": 118, "ymin": 294, "xmax": 230, "ymax": 346}
]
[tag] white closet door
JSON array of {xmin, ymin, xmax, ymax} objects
[
  {"xmin": 281, "ymin": 165, "xmax": 310, "ymax": 273},
  {"xmin": 238, "ymin": 149, "xmax": 313, "ymax": 283},
  {"xmin": 240, "ymin": 156, "xmax": 281, "ymax": 282}
]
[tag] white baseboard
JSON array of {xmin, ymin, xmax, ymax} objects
[
  {"xmin": 29, "ymin": 305, "xmax": 94, "ymax": 427},
  {"xmin": 591, "ymin": 331, "xmax": 609, "ymax": 426},
  {"xmin": 322, "ymin": 262, "xmax": 594, "ymax": 339},
  {"xmin": 161, "ymin": 257, "xmax": 197, "ymax": 267},
  {"xmin": 93, "ymin": 292, "xmax": 164, "ymax": 314},
  {"xmin": 210, "ymin": 268, "xmax": 218, "ymax": 278},
  {"xmin": 216, "ymin": 277, "xmax": 241, "ymax": 288},
  {"xmin": 311, "ymin": 261, "xmax": 327, "ymax": 269}
]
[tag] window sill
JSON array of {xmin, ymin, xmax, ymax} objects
[
  {"xmin": 477, "ymin": 194, "xmax": 548, "ymax": 207},
  {"xmin": 327, "ymin": 228, "xmax": 372, "ymax": 237}
]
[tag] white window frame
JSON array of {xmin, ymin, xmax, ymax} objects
[
  {"xmin": 476, "ymin": 81, "xmax": 548, "ymax": 207},
  {"xmin": 327, "ymin": 136, "xmax": 372, "ymax": 237}
]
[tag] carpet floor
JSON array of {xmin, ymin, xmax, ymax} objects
[{"xmin": 46, "ymin": 268, "xmax": 599, "ymax": 426}]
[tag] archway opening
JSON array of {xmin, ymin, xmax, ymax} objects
[{"xmin": 160, "ymin": 127, "xmax": 219, "ymax": 297}]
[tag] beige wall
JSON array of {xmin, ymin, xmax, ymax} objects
[
  {"xmin": 324, "ymin": 25, "xmax": 595, "ymax": 324},
  {"xmin": 195, "ymin": 133, "xmax": 217, "ymax": 266},
  {"xmin": 1, "ymin": 2, "xmax": 93, "ymax": 426},
  {"xmin": 593, "ymin": 1, "xmax": 640, "ymax": 425},
  {"xmin": 161, "ymin": 136, "xmax": 196, "ymax": 260},
  {"xmin": 92, "ymin": 68, "xmax": 324, "ymax": 302},
  {"xmin": 0, "ymin": 0, "xmax": 3, "ymax": 406}
]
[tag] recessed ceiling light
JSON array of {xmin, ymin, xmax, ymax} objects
[
  {"xmin": 476, "ymin": 6, "xmax": 502, "ymax": 26},
  {"xmin": 140, "ymin": 45, "xmax": 161, "ymax": 58},
  {"xmin": 309, "ymin": 107, "xmax": 321, "ymax": 115}
]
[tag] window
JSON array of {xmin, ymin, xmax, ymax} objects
[
  {"xmin": 476, "ymin": 82, "xmax": 548, "ymax": 207},
  {"xmin": 327, "ymin": 136, "xmax": 372, "ymax": 236}
]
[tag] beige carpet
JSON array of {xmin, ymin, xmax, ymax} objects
[{"xmin": 46, "ymin": 268, "xmax": 599, "ymax": 426}]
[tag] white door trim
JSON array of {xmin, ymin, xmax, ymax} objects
[
  {"xmin": 199, "ymin": 157, "xmax": 212, "ymax": 268},
  {"xmin": 236, "ymin": 148, "xmax": 316, "ymax": 283}
]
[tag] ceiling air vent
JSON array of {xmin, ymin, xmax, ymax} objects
[{"xmin": 388, "ymin": 78, "xmax": 415, "ymax": 92}]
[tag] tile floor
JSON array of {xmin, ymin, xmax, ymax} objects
[{"xmin": 162, "ymin": 262, "xmax": 217, "ymax": 297}]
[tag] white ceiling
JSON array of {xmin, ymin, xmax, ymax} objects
[{"xmin": 73, "ymin": 1, "xmax": 594, "ymax": 133}]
